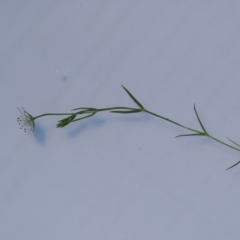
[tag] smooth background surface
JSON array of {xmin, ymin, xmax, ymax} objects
[{"xmin": 1, "ymin": 1, "xmax": 240, "ymax": 239}]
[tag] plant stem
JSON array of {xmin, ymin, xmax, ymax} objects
[
  {"xmin": 144, "ymin": 109, "xmax": 240, "ymax": 152},
  {"xmin": 207, "ymin": 134, "xmax": 240, "ymax": 152},
  {"xmin": 33, "ymin": 113, "xmax": 73, "ymax": 120},
  {"xmin": 33, "ymin": 107, "xmax": 240, "ymax": 152},
  {"xmin": 31, "ymin": 86, "xmax": 240, "ymax": 166},
  {"xmin": 144, "ymin": 109, "xmax": 201, "ymax": 134}
]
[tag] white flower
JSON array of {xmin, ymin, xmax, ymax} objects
[{"xmin": 17, "ymin": 107, "xmax": 35, "ymax": 136}]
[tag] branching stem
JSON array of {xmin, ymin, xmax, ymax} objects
[{"xmin": 30, "ymin": 86, "xmax": 240, "ymax": 170}]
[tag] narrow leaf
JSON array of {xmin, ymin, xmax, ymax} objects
[
  {"xmin": 57, "ymin": 114, "xmax": 77, "ymax": 128},
  {"xmin": 175, "ymin": 133, "xmax": 204, "ymax": 138},
  {"xmin": 122, "ymin": 85, "xmax": 144, "ymax": 109},
  {"xmin": 72, "ymin": 113, "xmax": 96, "ymax": 122},
  {"xmin": 225, "ymin": 160, "xmax": 240, "ymax": 171},
  {"xmin": 194, "ymin": 104, "xmax": 207, "ymax": 133},
  {"xmin": 72, "ymin": 107, "xmax": 96, "ymax": 111},
  {"xmin": 110, "ymin": 109, "xmax": 142, "ymax": 114}
]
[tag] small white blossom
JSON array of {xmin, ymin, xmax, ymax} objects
[{"xmin": 17, "ymin": 107, "xmax": 35, "ymax": 136}]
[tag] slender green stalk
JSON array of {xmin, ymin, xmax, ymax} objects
[
  {"xmin": 33, "ymin": 113, "xmax": 73, "ymax": 120},
  {"xmin": 207, "ymin": 134, "xmax": 240, "ymax": 152},
  {"xmin": 144, "ymin": 109, "xmax": 240, "ymax": 152},
  {"xmin": 143, "ymin": 109, "xmax": 201, "ymax": 134},
  {"xmin": 20, "ymin": 85, "xmax": 240, "ymax": 170}
]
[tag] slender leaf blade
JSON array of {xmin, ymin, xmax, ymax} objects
[
  {"xmin": 110, "ymin": 109, "xmax": 142, "ymax": 114},
  {"xmin": 122, "ymin": 85, "xmax": 144, "ymax": 109},
  {"xmin": 225, "ymin": 160, "xmax": 240, "ymax": 170},
  {"xmin": 72, "ymin": 107, "xmax": 96, "ymax": 111},
  {"xmin": 194, "ymin": 104, "xmax": 207, "ymax": 133},
  {"xmin": 175, "ymin": 133, "xmax": 204, "ymax": 138},
  {"xmin": 72, "ymin": 113, "xmax": 96, "ymax": 122}
]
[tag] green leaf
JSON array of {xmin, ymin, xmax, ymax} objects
[
  {"xmin": 57, "ymin": 114, "xmax": 77, "ymax": 128},
  {"xmin": 175, "ymin": 133, "xmax": 205, "ymax": 138},
  {"xmin": 225, "ymin": 160, "xmax": 240, "ymax": 170},
  {"xmin": 72, "ymin": 113, "xmax": 96, "ymax": 122},
  {"xmin": 194, "ymin": 104, "xmax": 207, "ymax": 133},
  {"xmin": 122, "ymin": 85, "xmax": 144, "ymax": 109},
  {"xmin": 110, "ymin": 109, "xmax": 142, "ymax": 114},
  {"xmin": 72, "ymin": 107, "xmax": 96, "ymax": 111}
]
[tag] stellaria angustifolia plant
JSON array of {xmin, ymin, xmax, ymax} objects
[{"xmin": 17, "ymin": 86, "xmax": 240, "ymax": 170}]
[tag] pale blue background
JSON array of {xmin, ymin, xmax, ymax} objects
[{"xmin": 1, "ymin": 1, "xmax": 240, "ymax": 239}]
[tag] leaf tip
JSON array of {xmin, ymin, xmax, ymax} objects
[{"xmin": 225, "ymin": 160, "xmax": 240, "ymax": 170}]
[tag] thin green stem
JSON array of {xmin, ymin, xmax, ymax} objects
[
  {"xmin": 145, "ymin": 109, "xmax": 240, "ymax": 152},
  {"xmin": 207, "ymin": 134, "xmax": 240, "ymax": 152},
  {"xmin": 144, "ymin": 109, "xmax": 201, "ymax": 134},
  {"xmin": 97, "ymin": 107, "xmax": 137, "ymax": 112},
  {"xmin": 33, "ymin": 113, "xmax": 73, "ymax": 120},
  {"xmin": 72, "ymin": 112, "xmax": 96, "ymax": 122},
  {"xmin": 31, "ymin": 86, "xmax": 240, "ymax": 169},
  {"xmin": 34, "ymin": 107, "xmax": 240, "ymax": 153},
  {"xmin": 34, "ymin": 107, "xmax": 137, "ymax": 120}
]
